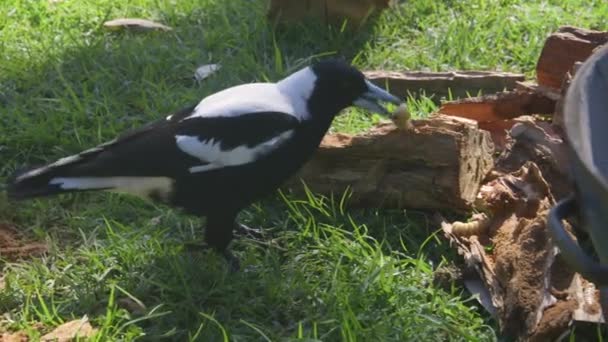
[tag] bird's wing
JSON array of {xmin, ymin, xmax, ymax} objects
[
  {"xmin": 174, "ymin": 111, "xmax": 299, "ymax": 173},
  {"xmin": 8, "ymin": 81, "xmax": 302, "ymax": 200},
  {"xmin": 54, "ymin": 109, "xmax": 300, "ymax": 177}
]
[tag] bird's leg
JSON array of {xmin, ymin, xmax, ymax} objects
[
  {"xmin": 204, "ymin": 212, "xmax": 240, "ymax": 272},
  {"xmin": 233, "ymin": 222, "xmax": 265, "ymax": 240}
]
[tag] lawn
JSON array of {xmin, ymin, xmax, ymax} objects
[{"xmin": 0, "ymin": 0, "xmax": 606, "ymax": 340}]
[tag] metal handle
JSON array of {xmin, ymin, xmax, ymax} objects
[{"xmin": 548, "ymin": 195, "xmax": 608, "ymax": 285}]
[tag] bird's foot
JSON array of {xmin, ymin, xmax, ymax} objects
[
  {"xmin": 234, "ymin": 223, "xmax": 265, "ymax": 240},
  {"xmin": 222, "ymin": 250, "xmax": 240, "ymax": 273},
  {"xmin": 183, "ymin": 241, "xmax": 240, "ymax": 272}
]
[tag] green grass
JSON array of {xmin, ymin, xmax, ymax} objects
[{"xmin": 0, "ymin": 0, "xmax": 606, "ymax": 340}]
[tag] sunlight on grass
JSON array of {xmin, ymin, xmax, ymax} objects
[{"xmin": 1, "ymin": 0, "xmax": 607, "ymax": 340}]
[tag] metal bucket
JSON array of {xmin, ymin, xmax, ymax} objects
[{"xmin": 548, "ymin": 44, "xmax": 608, "ymax": 309}]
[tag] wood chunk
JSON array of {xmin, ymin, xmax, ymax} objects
[
  {"xmin": 515, "ymin": 81, "xmax": 561, "ymax": 101},
  {"xmin": 268, "ymin": 0, "xmax": 392, "ymax": 26},
  {"xmin": 437, "ymin": 90, "xmax": 556, "ymax": 123},
  {"xmin": 553, "ymin": 61, "xmax": 583, "ymax": 131},
  {"xmin": 284, "ymin": 115, "xmax": 494, "ymax": 211},
  {"xmin": 364, "ymin": 70, "xmax": 525, "ymax": 102},
  {"xmin": 478, "ymin": 119, "xmax": 521, "ymax": 152},
  {"xmin": 536, "ymin": 26, "xmax": 608, "ymax": 90}
]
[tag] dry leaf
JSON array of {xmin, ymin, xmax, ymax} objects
[
  {"xmin": 1, "ymin": 331, "xmax": 28, "ymax": 342},
  {"xmin": 41, "ymin": 316, "xmax": 97, "ymax": 342},
  {"xmin": 103, "ymin": 18, "xmax": 172, "ymax": 32},
  {"xmin": 194, "ymin": 64, "xmax": 221, "ymax": 81}
]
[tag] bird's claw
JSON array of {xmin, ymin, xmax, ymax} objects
[
  {"xmin": 183, "ymin": 241, "xmax": 240, "ymax": 272},
  {"xmin": 222, "ymin": 250, "xmax": 241, "ymax": 273},
  {"xmin": 234, "ymin": 223, "xmax": 265, "ymax": 240}
]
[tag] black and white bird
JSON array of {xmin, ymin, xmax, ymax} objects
[{"xmin": 7, "ymin": 59, "xmax": 403, "ymax": 269}]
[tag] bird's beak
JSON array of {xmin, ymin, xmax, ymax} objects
[{"xmin": 353, "ymin": 80, "xmax": 403, "ymax": 116}]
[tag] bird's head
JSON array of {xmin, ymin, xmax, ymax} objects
[{"xmin": 278, "ymin": 59, "xmax": 403, "ymax": 121}]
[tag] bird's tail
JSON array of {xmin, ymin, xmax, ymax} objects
[{"xmin": 6, "ymin": 148, "xmax": 107, "ymax": 200}]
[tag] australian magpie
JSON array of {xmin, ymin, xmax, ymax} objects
[{"xmin": 6, "ymin": 59, "xmax": 403, "ymax": 270}]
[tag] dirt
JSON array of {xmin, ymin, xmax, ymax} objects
[
  {"xmin": 491, "ymin": 204, "xmax": 553, "ymax": 337},
  {"xmin": 530, "ymin": 299, "xmax": 577, "ymax": 342},
  {"xmin": 0, "ymin": 223, "xmax": 47, "ymax": 261}
]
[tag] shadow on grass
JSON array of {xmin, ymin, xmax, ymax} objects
[
  {"xmin": 0, "ymin": 1, "xmax": 385, "ymax": 173},
  {"xmin": 2, "ymin": 192, "xmax": 473, "ymax": 341},
  {"xmin": 0, "ymin": 2, "xmax": 476, "ymax": 339}
]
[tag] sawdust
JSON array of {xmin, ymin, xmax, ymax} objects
[{"xmin": 0, "ymin": 223, "xmax": 47, "ymax": 261}]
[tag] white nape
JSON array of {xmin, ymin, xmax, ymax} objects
[{"xmin": 185, "ymin": 67, "xmax": 317, "ymax": 121}]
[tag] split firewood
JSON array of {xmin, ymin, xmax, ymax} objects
[
  {"xmin": 285, "ymin": 115, "xmax": 494, "ymax": 211},
  {"xmin": 267, "ymin": 0, "xmax": 393, "ymax": 26},
  {"xmin": 364, "ymin": 70, "xmax": 525, "ymax": 103},
  {"xmin": 515, "ymin": 81, "xmax": 561, "ymax": 101},
  {"xmin": 536, "ymin": 26, "xmax": 608, "ymax": 90},
  {"xmin": 437, "ymin": 89, "xmax": 556, "ymax": 123}
]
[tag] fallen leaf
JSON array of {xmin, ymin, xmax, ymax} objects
[
  {"xmin": 194, "ymin": 64, "xmax": 221, "ymax": 81},
  {"xmin": 1, "ymin": 331, "xmax": 28, "ymax": 342},
  {"xmin": 41, "ymin": 316, "xmax": 97, "ymax": 342},
  {"xmin": 103, "ymin": 18, "xmax": 172, "ymax": 32}
]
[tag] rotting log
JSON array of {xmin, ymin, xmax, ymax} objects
[
  {"xmin": 436, "ymin": 89, "xmax": 556, "ymax": 123},
  {"xmin": 284, "ymin": 115, "xmax": 495, "ymax": 212},
  {"xmin": 536, "ymin": 26, "xmax": 608, "ymax": 90},
  {"xmin": 364, "ymin": 70, "xmax": 525, "ymax": 102}
]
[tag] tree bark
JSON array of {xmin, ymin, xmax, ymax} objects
[
  {"xmin": 536, "ymin": 26, "xmax": 608, "ymax": 90},
  {"xmin": 437, "ymin": 89, "xmax": 556, "ymax": 122},
  {"xmin": 364, "ymin": 70, "xmax": 525, "ymax": 103},
  {"xmin": 284, "ymin": 115, "xmax": 495, "ymax": 212}
]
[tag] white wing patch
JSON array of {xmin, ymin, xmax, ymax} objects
[
  {"xmin": 50, "ymin": 176, "xmax": 174, "ymax": 200},
  {"xmin": 175, "ymin": 130, "xmax": 295, "ymax": 173}
]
